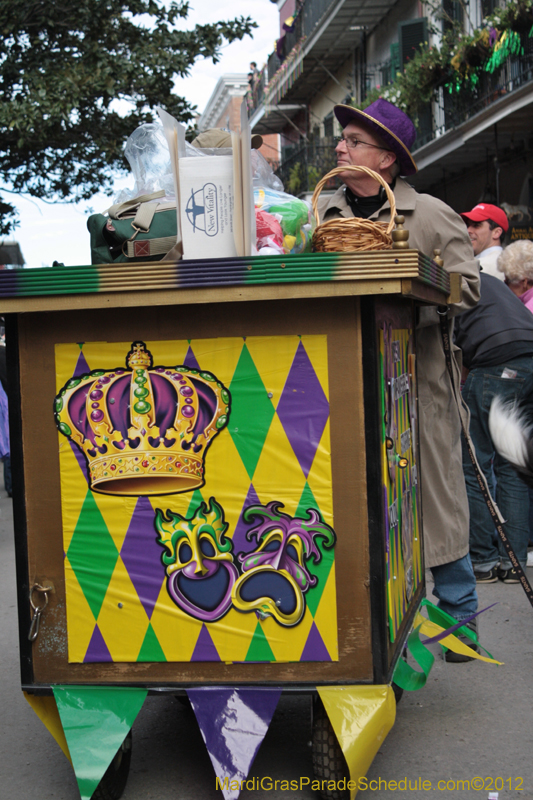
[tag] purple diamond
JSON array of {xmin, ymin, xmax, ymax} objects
[
  {"xmin": 300, "ymin": 621, "xmax": 332, "ymax": 661},
  {"xmin": 191, "ymin": 624, "xmax": 221, "ymax": 661},
  {"xmin": 183, "ymin": 346, "xmax": 201, "ymax": 370},
  {"xmin": 276, "ymin": 341, "xmax": 330, "ymax": 477},
  {"xmin": 69, "ymin": 440, "xmax": 90, "ymax": 485},
  {"xmin": 73, "ymin": 349, "xmax": 91, "ymax": 378},
  {"xmin": 120, "ymin": 497, "xmax": 165, "ymax": 619},
  {"xmin": 83, "ymin": 624, "xmax": 113, "ymax": 663},
  {"xmin": 232, "ymin": 484, "xmax": 262, "ymax": 558}
]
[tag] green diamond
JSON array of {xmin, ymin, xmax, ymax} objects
[
  {"xmin": 67, "ymin": 491, "xmax": 119, "ymax": 619},
  {"xmin": 245, "ymin": 622, "xmax": 276, "ymax": 661},
  {"xmin": 228, "ymin": 344, "xmax": 275, "ymax": 479},
  {"xmin": 137, "ymin": 624, "xmax": 167, "ymax": 662}
]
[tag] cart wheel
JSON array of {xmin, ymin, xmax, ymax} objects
[
  {"xmin": 92, "ymin": 730, "xmax": 132, "ymax": 800},
  {"xmin": 311, "ymin": 698, "xmax": 350, "ymax": 800}
]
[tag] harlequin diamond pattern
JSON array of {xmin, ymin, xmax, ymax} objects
[
  {"xmin": 67, "ymin": 490, "xmax": 119, "ymax": 620},
  {"xmin": 228, "ymin": 343, "xmax": 275, "ymax": 479},
  {"xmin": 276, "ymin": 340, "xmax": 330, "ymax": 478},
  {"xmin": 120, "ymin": 497, "xmax": 166, "ymax": 620},
  {"xmin": 57, "ymin": 335, "xmax": 336, "ymax": 663}
]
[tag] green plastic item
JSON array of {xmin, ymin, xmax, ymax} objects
[{"xmin": 53, "ymin": 685, "xmax": 147, "ymax": 800}]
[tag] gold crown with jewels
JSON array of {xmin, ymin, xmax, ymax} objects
[{"xmin": 54, "ymin": 341, "xmax": 230, "ymax": 496}]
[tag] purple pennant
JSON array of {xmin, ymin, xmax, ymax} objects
[
  {"xmin": 120, "ymin": 497, "xmax": 166, "ymax": 619},
  {"xmin": 187, "ymin": 687, "xmax": 282, "ymax": 800},
  {"xmin": 84, "ymin": 624, "xmax": 113, "ymax": 663},
  {"xmin": 73, "ymin": 349, "xmax": 91, "ymax": 378},
  {"xmin": 232, "ymin": 484, "xmax": 262, "ymax": 557},
  {"xmin": 300, "ymin": 621, "xmax": 331, "ymax": 662},
  {"xmin": 183, "ymin": 345, "xmax": 201, "ymax": 370},
  {"xmin": 191, "ymin": 624, "xmax": 221, "ymax": 662},
  {"xmin": 276, "ymin": 341, "xmax": 329, "ymax": 478}
]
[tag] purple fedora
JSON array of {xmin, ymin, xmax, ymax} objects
[{"xmin": 334, "ymin": 99, "xmax": 418, "ymax": 176}]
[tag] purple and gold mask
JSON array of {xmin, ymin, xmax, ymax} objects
[{"xmin": 232, "ymin": 501, "xmax": 336, "ymax": 627}]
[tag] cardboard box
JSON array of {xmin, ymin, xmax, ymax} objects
[{"xmin": 178, "ymin": 155, "xmax": 238, "ymax": 260}]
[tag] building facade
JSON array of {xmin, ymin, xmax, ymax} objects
[
  {"xmin": 248, "ymin": 0, "xmax": 533, "ymax": 232},
  {"xmin": 197, "ymin": 74, "xmax": 280, "ymax": 167}
]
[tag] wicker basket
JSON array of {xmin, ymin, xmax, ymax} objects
[{"xmin": 311, "ymin": 166, "xmax": 397, "ymax": 252}]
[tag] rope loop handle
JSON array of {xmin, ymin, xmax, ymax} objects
[{"xmin": 311, "ymin": 166, "xmax": 397, "ymax": 230}]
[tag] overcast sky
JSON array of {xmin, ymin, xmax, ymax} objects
[{"xmin": 12, "ymin": 0, "xmax": 280, "ymax": 268}]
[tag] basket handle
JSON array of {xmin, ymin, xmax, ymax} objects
[{"xmin": 311, "ymin": 166, "xmax": 397, "ymax": 232}]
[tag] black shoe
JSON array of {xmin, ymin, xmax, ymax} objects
[
  {"xmin": 497, "ymin": 567, "xmax": 520, "ymax": 584},
  {"xmin": 444, "ymin": 619, "xmax": 479, "ymax": 663},
  {"xmin": 473, "ymin": 566, "xmax": 498, "ymax": 583}
]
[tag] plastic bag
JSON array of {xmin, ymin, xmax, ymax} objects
[
  {"xmin": 251, "ymin": 149, "xmax": 284, "ymax": 192},
  {"xmin": 113, "ymin": 123, "xmax": 176, "ymax": 204},
  {"xmin": 251, "ymin": 149, "xmax": 315, "ymax": 255},
  {"xmin": 254, "ymin": 187, "xmax": 315, "ymax": 255}
]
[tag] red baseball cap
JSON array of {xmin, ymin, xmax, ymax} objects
[{"xmin": 460, "ymin": 203, "xmax": 509, "ymax": 232}]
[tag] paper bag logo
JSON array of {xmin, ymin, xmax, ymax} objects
[{"xmin": 185, "ymin": 183, "xmax": 218, "ymax": 236}]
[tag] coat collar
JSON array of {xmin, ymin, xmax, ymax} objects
[{"xmin": 319, "ymin": 177, "xmax": 417, "ymax": 221}]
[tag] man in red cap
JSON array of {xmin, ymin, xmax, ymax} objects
[{"xmin": 460, "ymin": 203, "xmax": 509, "ymax": 280}]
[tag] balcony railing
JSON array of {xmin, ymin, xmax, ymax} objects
[
  {"xmin": 274, "ymin": 140, "xmax": 340, "ymax": 196},
  {"xmin": 248, "ymin": 0, "xmax": 336, "ymax": 119},
  {"xmin": 414, "ymin": 38, "xmax": 533, "ymax": 150}
]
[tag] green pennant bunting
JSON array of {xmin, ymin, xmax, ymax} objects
[{"xmin": 52, "ymin": 685, "xmax": 147, "ymax": 800}]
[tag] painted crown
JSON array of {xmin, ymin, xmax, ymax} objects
[{"xmin": 54, "ymin": 341, "xmax": 231, "ymax": 496}]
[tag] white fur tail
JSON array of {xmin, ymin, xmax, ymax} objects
[{"xmin": 488, "ymin": 395, "xmax": 531, "ymax": 471}]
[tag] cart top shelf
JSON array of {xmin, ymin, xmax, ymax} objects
[{"xmin": 0, "ymin": 250, "xmax": 453, "ymax": 313}]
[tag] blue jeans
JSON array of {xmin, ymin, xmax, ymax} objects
[
  {"xmin": 431, "ymin": 554, "xmax": 478, "ymax": 621},
  {"xmin": 462, "ymin": 356, "xmax": 533, "ymax": 571}
]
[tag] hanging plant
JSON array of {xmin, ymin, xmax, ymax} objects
[
  {"xmin": 349, "ymin": 1, "xmax": 532, "ymax": 122},
  {"xmin": 485, "ymin": 29, "xmax": 524, "ymax": 73},
  {"xmin": 485, "ymin": 0, "xmax": 533, "ymax": 36}
]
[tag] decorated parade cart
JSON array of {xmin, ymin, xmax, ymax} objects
[{"xmin": 1, "ymin": 242, "xmax": 459, "ymax": 799}]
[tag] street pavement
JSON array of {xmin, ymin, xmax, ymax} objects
[{"xmin": 1, "ymin": 484, "xmax": 532, "ymax": 800}]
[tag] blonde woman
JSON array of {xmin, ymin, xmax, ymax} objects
[{"xmin": 497, "ymin": 239, "xmax": 533, "ymax": 312}]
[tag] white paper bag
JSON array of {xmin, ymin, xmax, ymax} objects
[{"xmin": 178, "ymin": 155, "xmax": 237, "ymax": 260}]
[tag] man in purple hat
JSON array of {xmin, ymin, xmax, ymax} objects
[
  {"xmin": 460, "ymin": 203, "xmax": 509, "ymax": 280},
  {"xmin": 319, "ymin": 99, "xmax": 481, "ymax": 659}
]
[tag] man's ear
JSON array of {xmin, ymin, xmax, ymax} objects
[
  {"xmin": 380, "ymin": 150, "xmax": 397, "ymax": 170},
  {"xmin": 492, "ymin": 226, "xmax": 504, "ymax": 242}
]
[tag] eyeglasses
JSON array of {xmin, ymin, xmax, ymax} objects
[{"xmin": 334, "ymin": 135, "xmax": 386, "ymax": 150}]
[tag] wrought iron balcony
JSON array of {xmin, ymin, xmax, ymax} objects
[
  {"xmin": 273, "ymin": 139, "xmax": 340, "ymax": 197},
  {"xmin": 248, "ymin": 0, "xmax": 399, "ymax": 133},
  {"xmin": 413, "ymin": 38, "xmax": 533, "ymax": 151}
]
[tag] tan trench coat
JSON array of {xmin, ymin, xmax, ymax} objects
[{"xmin": 319, "ymin": 179, "xmax": 480, "ymax": 567}]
